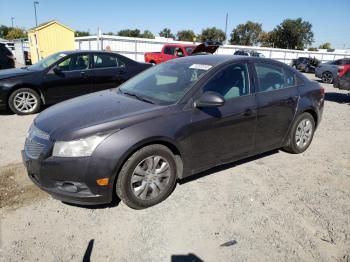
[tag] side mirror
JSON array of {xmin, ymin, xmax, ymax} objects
[
  {"xmin": 194, "ymin": 91, "xmax": 225, "ymax": 108},
  {"xmin": 53, "ymin": 67, "xmax": 63, "ymax": 75}
]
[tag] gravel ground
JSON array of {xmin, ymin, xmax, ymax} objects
[{"xmin": 0, "ymin": 75, "xmax": 349, "ymax": 262}]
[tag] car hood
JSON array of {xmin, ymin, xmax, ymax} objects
[
  {"xmin": 192, "ymin": 42, "xmax": 220, "ymax": 54},
  {"xmin": 0, "ymin": 68, "xmax": 33, "ymax": 80},
  {"xmin": 34, "ymin": 89, "xmax": 165, "ymax": 141}
]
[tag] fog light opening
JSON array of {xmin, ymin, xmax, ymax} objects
[{"xmin": 60, "ymin": 182, "xmax": 78, "ymax": 193}]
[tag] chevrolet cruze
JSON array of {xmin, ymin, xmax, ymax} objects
[{"xmin": 22, "ymin": 55, "xmax": 324, "ymax": 209}]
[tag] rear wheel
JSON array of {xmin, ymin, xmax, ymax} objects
[
  {"xmin": 284, "ymin": 112, "xmax": 315, "ymax": 154},
  {"xmin": 8, "ymin": 88, "xmax": 41, "ymax": 115},
  {"xmin": 322, "ymin": 71, "xmax": 333, "ymax": 84},
  {"xmin": 116, "ymin": 144, "xmax": 177, "ymax": 209}
]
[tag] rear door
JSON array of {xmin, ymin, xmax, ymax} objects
[
  {"xmin": 253, "ymin": 62, "xmax": 299, "ymax": 151},
  {"xmin": 91, "ymin": 53, "xmax": 127, "ymax": 92},
  {"xmin": 189, "ymin": 62, "xmax": 257, "ymax": 171},
  {"xmin": 43, "ymin": 53, "xmax": 93, "ymax": 103}
]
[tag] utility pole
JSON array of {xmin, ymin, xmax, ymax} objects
[
  {"xmin": 34, "ymin": 1, "xmax": 39, "ymax": 27},
  {"xmin": 224, "ymin": 13, "xmax": 228, "ymax": 44},
  {"xmin": 11, "ymin": 17, "xmax": 15, "ymax": 28}
]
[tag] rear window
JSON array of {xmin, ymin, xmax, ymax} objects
[{"xmin": 93, "ymin": 54, "xmax": 125, "ymax": 68}]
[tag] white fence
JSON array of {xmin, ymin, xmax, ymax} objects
[{"xmin": 75, "ymin": 35, "xmax": 350, "ymax": 64}]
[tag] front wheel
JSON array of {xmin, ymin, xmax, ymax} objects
[
  {"xmin": 116, "ymin": 144, "xmax": 177, "ymax": 209},
  {"xmin": 8, "ymin": 88, "xmax": 41, "ymax": 115},
  {"xmin": 322, "ymin": 71, "xmax": 333, "ymax": 84},
  {"xmin": 284, "ymin": 112, "xmax": 315, "ymax": 154}
]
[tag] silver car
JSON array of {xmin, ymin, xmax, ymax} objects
[{"xmin": 315, "ymin": 58, "xmax": 350, "ymax": 84}]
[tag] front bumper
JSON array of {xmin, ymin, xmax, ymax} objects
[
  {"xmin": 22, "ymin": 146, "xmax": 114, "ymax": 205},
  {"xmin": 315, "ymin": 67, "xmax": 322, "ymax": 78}
]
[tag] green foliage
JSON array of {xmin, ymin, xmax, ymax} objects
[
  {"xmin": 75, "ymin": 31, "xmax": 90, "ymax": 37},
  {"xmin": 230, "ymin": 21, "xmax": 262, "ymax": 46},
  {"xmin": 200, "ymin": 27, "xmax": 226, "ymax": 43},
  {"xmin": 104, "ymin": 32, "xmax": 115, "ymax": 36},
  {"xmin": 308, "ymin": 47, "xmax": 318, "ymax": 51},
  {"xmin": 270, "ymin": 18, "xmax": 314, "ymax": 50},
  {"xmin": 0, "ymin": 25, "xmax": 10, "ymax": 39},
  {"xmin": 176, "ymin": 30, "xmax": 196, "ymax": 42},
  {"xmin": 259, "ymin": 31, "xmax": 275, "ymax": 47},
  {"xmin": 5, "ymin": 27, "xmax": 27, "ymax": 40},
  {"xmin": 117, "ymin": 29, "xmax": 141, "ymax": 37},
  {"xmin": 159, "ymin": 28, "xmax": 174, "ymax": 39},
  {"xmin": 319, "ymin": 42, "xmax": 331, "ymax": 49},
  {"xmin": 141, "ymin": 30, "xmax": 154, "ymax": 39}
]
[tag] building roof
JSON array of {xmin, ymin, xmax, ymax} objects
[{"xmin": 28, "ymin": 20, "xmax": 74, "ymax": 33}]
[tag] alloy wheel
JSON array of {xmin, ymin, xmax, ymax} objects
[
  {"xmin": 322, "ymin": 72, "xmax": 333, "ymax": 84},
  {"xmin": 13, "ymin": 92, "xmax": 38, "ymax": 113},
  {"xmin": 131, "ymin": 156, "xmax": 171, "ymax": 200}
]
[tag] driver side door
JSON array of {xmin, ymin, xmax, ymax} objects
[{"xmin": 42, "ymin": 53, "xmax": 93, "ymax": 104}]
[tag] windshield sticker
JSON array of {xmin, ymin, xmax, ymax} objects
[
  {"xmin": 59, "ymin": 53, "xmax": 67, "ymax": 57},
  {"xmin": 189, "ymin": 64, "xmax": 212, "ymax": 70}
]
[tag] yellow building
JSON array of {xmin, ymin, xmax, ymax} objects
[{"xmin": 28, "ymin": 20, "xmax": 75, "ymax": 64}]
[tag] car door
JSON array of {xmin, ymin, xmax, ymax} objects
[
  {"xmin": 253, "ymin": 62, "xmax": 299, "ymax": 151},
  {"xmin": 91, "ymin": 53, "xmax": 127, "ymax": 92},
  {"xmin": 189, "ymin": 62, "xmax": 257, "ymax": 171},
  {"xmin": 161, "ymin": 46, "xmax": 176, "ymax": 62},
  {"xmin": 43, "ymin": 53, "xmax": 93, "ymax": 103}
]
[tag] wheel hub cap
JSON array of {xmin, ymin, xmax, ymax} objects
[
  {"xmin": 131, "ymin": 156, "xmax": 171, "ymax": 200},
  {"xmin": 295, "ymin": 119, "xmax": 313, "ymax": 148}
]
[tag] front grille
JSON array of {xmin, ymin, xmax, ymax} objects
[{"xmin": 24, "ymin": 139, "xmax": 45, "ymax": 159}]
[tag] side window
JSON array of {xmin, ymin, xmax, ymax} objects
[
  {"xmin": 93, "ymin": 54, "xmax": 125, "ymax": 68},
  {"xmin": 164, "ymin": 47, "xmax": 175, "ymax": 55},
  {"xmin": 202, "ymin": 63, "xmax": 250, "ymax": 100},
  {"xmin": 283, "ymin": 68, "xmax": 296, "ymax": 87},
  {"xmin": 57, "ymin": 54, "xmax": 89, "ymax": 71},
  {"xmin": 255, "ymin": 63, "xmax": 286, "ymax": 92},
  {"xmin": 175, "ymin": 47, "xmax": 184, "ymax": 57}
]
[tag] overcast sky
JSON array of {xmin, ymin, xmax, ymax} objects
[{"xmin": 0, "ymin": 0, "xmax": 349, "ymax": 48}]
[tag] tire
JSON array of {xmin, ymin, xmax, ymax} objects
[
  {"xmin": 8, "ymin": 88, "xmax": 41, "ymax": 115},
  {"xmin": 116, "ymin": 144, "xmax": 177, "ymax": 209},
  {"xmin": 322, "ymin": 71, "xmax": 333, "ymax": 84},
  {"xmin": 304, "ymin": 66, "xmax": 310, "ymax": 73},
  {"xmin": 284, "ymin": 112, "xmax": 315, "ymax": 154}
]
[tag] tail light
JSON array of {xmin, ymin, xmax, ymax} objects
[
  {"xmin": 320, "ymin": 86, "xmax": 325, "ymax": 97},
  {"xmin": 337, "ymin": 64, "xmax": 350, "ymax": 77}
]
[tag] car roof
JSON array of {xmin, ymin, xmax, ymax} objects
[
  {"xmin": 58, "ymin": 50, "xmax": 119, "ymax": 55},
  {"xmin": 169, "ymin": 54, "xmax": 281, "ymax": 67}
]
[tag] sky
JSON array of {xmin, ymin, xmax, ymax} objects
[{"xmin": 0, "ymin": 0, "xmax": 349, "ymax": 48}]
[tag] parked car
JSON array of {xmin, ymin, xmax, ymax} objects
[
  {"xmin": 233, "ymin": 49, "xmax": 265, "ymax": 57},
  {"xmin": 292, "ymin": 57, "xmax": 320, "ymax": 73},
  {"xmin": 22, "ymin": 55, "xmax": 324, "ymax": 209},
  {"xmin": 0, "ymin": 43, "xmax": 15, "ymax": 70},
  {"xmin": 144, "ymin": 42, "xmax": 220, "ymax": 64},
  {"xmin": 315, "ymin": 58, "xmax": 350, "ymax": 84},
  {"xmin": 0, "ymin": 50, "xmax": 152, "ymax": 115},
  {"xmin": 333, "ymin": 64, "xmax": 350, "ymax": 91}
]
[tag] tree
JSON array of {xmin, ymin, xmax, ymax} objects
[
  {"xmin": 0, "ymin": 25, "xmax": 10, "ymax": 39},
  {"xmin": 117, "ymin": 29, "xmax": 141, "ymax": 37},
  {"xmin": 104, "ymin": 32, "xmax": 115, "ymax": 36},
  {"xmin": 271, "ymin": 18, "xmax": 314, "ymax": 50},
  {"xmin": 319, "ymin": 42, "xmax": 331, "ymax": 49},
  {"xmin": 308, "ymin": 47, "xmax": 318, "ymax": 51},
  {"xmin": 159, "ymin": 28, "xmax": 174, "ymax": 39},
  {"xmin": 176, "ymin": 30, "xmax": 196, "ymax": 42},
  {"xmin": 259, "ymin": 31, "xmax": 275, "ymax": 47},
  {"xmin": 75, "ymin": 31, "xmax": 90, "ymax": 37},
  {"xmin": 230, "ymin": 21, "xmax": 262, "ymax": 46},
  {"xmin": 140, "ymin": 30, "xmax": 154, "ymax": 39},
  {"xmin": 5, "ymin": 27, "xmax": 27, "ymax": 40},
  {"xmin": 200, "ymin": 27, "xmax": 226, "ymax": 43}
]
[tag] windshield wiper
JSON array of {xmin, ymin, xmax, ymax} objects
[{"xmin": 120, "ymin": 90, "xmax": 155, "ymax": 104}]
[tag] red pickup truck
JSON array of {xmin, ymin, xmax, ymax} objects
[{"xmin": 144, "ymin": 42, "xmax": 219, "ymax": 64}]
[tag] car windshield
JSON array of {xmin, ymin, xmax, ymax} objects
[
  {"xmin": 119, "ymin": 61, "xmax": 212, "ymax": 105},
  {"xmin": 28, "ymin": 52, "xmax": 68, "ymax": 70}
]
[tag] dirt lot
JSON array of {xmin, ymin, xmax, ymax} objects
[{"xmin": 0, "ymin": 74, "xmax": 349, "ymax": 262}]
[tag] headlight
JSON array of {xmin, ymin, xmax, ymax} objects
[{"xmin": 52, "ymin": 134, "xmax": 108, "ymax": 157}]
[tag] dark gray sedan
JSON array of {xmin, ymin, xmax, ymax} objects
[
  {"xmin": 315, "ymin": 58, "xmax": 350, "ymax": 83},
  {"xmin": 22, "ymin": 55, "xmax": 324, "ymax": 209}
]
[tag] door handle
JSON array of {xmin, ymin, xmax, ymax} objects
[
  {"xmin": 241, "ymin": 109, "xmax": 253, "ymax": 117},
  {"xmin": 286, "ymin": 96, "xmax": 298, "ymax": 105},
  {"xmin": 80, "ymin": 71, "xmax": 88, "ymax": 78}
]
